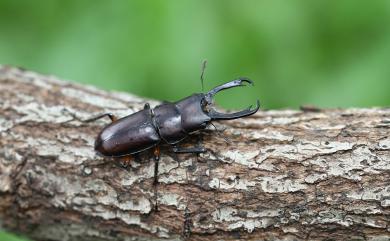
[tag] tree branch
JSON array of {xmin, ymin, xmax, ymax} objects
[{"xmin": 0, "ymin": 66, "xmax": 389, "ymax": 241}]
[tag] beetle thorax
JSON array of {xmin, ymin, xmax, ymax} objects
[{"xmin": 153, "ymin": 94, "xmax": 211, "ymax": 144}]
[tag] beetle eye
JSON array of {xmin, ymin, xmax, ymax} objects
[
  {"xmin": 201, "ymin": 98, "xmax": 211, "ymax": 113},
  {"xmin": 201, "ymin": 98, "xmax": 207, "ymax": 107}
]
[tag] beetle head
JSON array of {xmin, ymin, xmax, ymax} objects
[
  {"xmin": 202, "ymin": 78, "xmax": 260, "ymax": 120},
  {"xmin": 176, "ymin": 78, "xmax": 260, "ymax": 133}
]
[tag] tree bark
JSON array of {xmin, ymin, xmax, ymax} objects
[{"xmin": 0, "ymin": 66, "xmax": 389, "ymax": 241}]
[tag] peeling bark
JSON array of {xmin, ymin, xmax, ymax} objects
[{"xmin": 0, "ymin": 66, "xmax": 389, "ymax": 241}]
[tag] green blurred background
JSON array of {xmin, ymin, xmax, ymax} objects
[
  {"xmin": 1, "ymin": 0, "xmax": 390, "ymax": 110},
  {"xmin": 0, "ymin": 0, "xmax": 390, "ymax": 240}
]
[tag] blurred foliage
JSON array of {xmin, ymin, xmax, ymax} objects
[
  {"xmin": 0, "ymin": 232, "xmax": 31, "ymax": 241},
  {"xmin": 1, "ymin": 0, "xmax": 390, "ymax": 110},
  {"xmin": 0, "ymin": 2, "xmax": 390, "ymax": 240}
]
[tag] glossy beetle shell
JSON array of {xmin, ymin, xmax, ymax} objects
[{"xmin": 95, "ymin": 109, "xmax": 160, "ymax": 157}]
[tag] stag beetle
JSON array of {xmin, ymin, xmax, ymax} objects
[
  {"xmin": 85, "ymin": 75, "xmax": 259, "ymax": 209},
  {"xmin": 88, "ymin": 77, "xmax": 259, "ymax": 160}
]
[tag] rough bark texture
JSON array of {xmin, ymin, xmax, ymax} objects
[{"xmin": 0, "ymin": 66, "xmax": 389, "ymax": 241}]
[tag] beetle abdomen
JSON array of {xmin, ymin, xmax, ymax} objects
[{"xmin": 95, "ymin": 109, "xmax": 160, "ymax": 157}]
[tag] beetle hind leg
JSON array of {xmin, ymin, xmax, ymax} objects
[{"xmin": 83, "ymin": 113, "xmax": 118, "ymax": 123}]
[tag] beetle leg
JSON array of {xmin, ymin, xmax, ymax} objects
[
  {"xmin": 172, "ymin": 145, "xmax": 206, "ymax": 153},
  {"xmin": 118, "ymin": 155, "xmax": 133, "ymax": 168},
  {"xmin": 153, "ymin": 146, "xmax": 161, "ymax": 184},
  {"xmin": 153, "ymin": 146, "xmax": 160, "ymax": 211},
  {"xmin": 83, "ymin": 113, "xmax": 118, "ymax": 123}
]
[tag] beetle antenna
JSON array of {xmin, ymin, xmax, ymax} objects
[
  {"xmin": 210, "ymin": 122, "xmax": 231, "ymax": 144},
  {"xmin": 200, "ymin": 59, "xmax": 207, "ymax": 92}
]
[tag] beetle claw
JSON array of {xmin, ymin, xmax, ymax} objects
[{"xmin": 205, "ymin": 78, "xmax": 260, "ymax": 120}]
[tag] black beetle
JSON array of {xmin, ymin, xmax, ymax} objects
[
  {"xmin": 86, "ymin": 76, "xmax": 259, "ymax": 210},
  {"xmin": 91, "ymin": 78, "xmax": 259, "ymax": 156},
  {"xmin": 88, "ymin": 77, "xmax": 259, "ymax": 162}
]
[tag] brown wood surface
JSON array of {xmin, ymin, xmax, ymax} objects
[{"xmin": 0, "ymin": 66, "xmax": 389, "ymax": 241}]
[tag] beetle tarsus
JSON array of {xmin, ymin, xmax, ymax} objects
[{"xmin": 183, "ymin": 206, "xmax": 192, "ymax": 238}]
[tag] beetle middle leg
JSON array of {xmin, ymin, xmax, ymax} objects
[
  {"xmin": 117, "ymin": 155, "xmax": 133, "ymax": 168},
  {"xmin": 153, "ymin": 146, "xmax": 160, "ymax": 211}
]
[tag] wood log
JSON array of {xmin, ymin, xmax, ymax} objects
[{"xmin": 0, "ymin": 66, "xmax": 389, "ymax": 241}]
